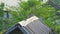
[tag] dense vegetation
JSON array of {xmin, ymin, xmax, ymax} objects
[{"xmin": 0, "ymin": 0, "xmax": 60, "ymax": 34}]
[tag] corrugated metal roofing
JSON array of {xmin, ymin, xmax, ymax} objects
[
  {"xmin": 3, "ymin": 16, "xmax": 52, "ymax": 34},
  {"xmin": 18, "ymin": 16, "xmax": 52, "ymax": 34}
]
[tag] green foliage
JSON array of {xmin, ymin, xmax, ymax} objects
[
  {"xmin": 0, "ymin": 3, "xmax": 5, "ymax": 34},
  {"xmin": 0, "ymin": 3, "xmax": 4, "ymax": 17}
]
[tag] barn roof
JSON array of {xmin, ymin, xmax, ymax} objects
[{"xmin": 3, "ymin": 16, "xmax": 53, "ymax": 34}]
